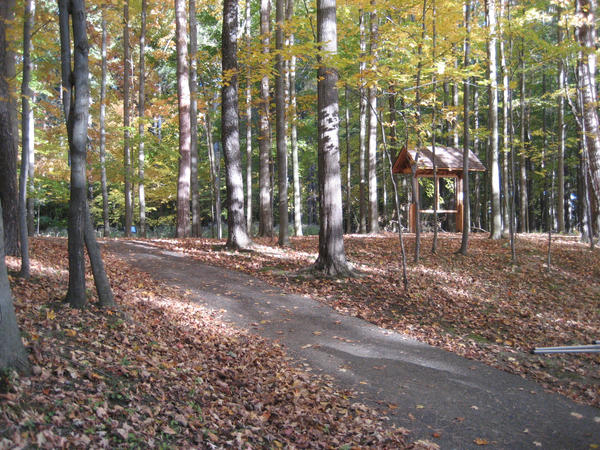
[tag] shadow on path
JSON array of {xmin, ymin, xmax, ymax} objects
[{"xmin": 106, "ymin": 240, "xmax": 599, "ymax": 449}]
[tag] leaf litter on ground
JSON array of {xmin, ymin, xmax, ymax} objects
[{"xmin": 1, "ymin": 238, "xmax": 408, "ymax": 448}]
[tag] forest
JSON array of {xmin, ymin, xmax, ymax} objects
[
  {"xmin": 0, "ymin": 0, "xmax": 599, "ymax": 447},
  {"xmin": 1, "ymin": 0, "xmax": 599, "ymax": 245}
]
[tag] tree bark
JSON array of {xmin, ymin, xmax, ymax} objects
[
  {"xmin": 175, "ymin": 0, "xmax": 191, "ymax": 237},
  {"xmin": 519, "ymin": 46, "xmax": 528, "ymax": 233},
  {"xmin": 205, "ymin": 99, "xmax": 222, "ymax": 238},
  {"xmin": 60, "ymin": 0, "xmax": 113, "ymax": 309},
  {"xmin": 473, "ymin": 85, "xmax": 481, "ymax": 228},
  {"xmin": 0, "ymin": 202, "xmax": 30, "ymax": 375},
  {"xmin": 459, "ymin": 0, "xmax": 471, "ymax": 255},
  {"xmin": 275, "ymin": 0, "xmax": 289, "ymax": 246},
  {"xmin": 258, "ymin": 0, "xmax": 274, "ymax": 236},
  {"xmin": 59, "ymin": 0, "xmax": 86, "ymax": 307},
  {"xmin": 18, "ymin": 0, "xmax": 35, "ymax": 278},
  {"xmin": 358, "ymin": 9, "xmax": 367, "ymax": 234},
  {"xmin": 557, "ymin": 12, "xmax": 566, "ymax": 233},
  {"xmin": 313, "ymin": 0, "xmax": 352, "ymax": 276},
  {"xmin": 575, "ymin": 0, "xmax": 600, "ymax": 216},
  {"xmin": 345, "ymin": 86, "xmax": 352, "ymax": 234},
  {"xmin": 367, "ymin": 1, "xmax": 379, "ymax": 234},
  {"xmin": 486, "ymin": 0, "xmax": 502, "ymax": 239},
  {"xmin": 138, "ymin": 0, "xmax": 147, "ymax": 237},
  {"xmin": 0, "ymin": 0, "xmax": 19, "ymax": 257},
  {"xmin": 245, "ymin": 0, "xmax": 253, "ymax": 235},
  {"xmin": 100, "ymin": 12, "xmax": 110, "ymax": 237},
  {"xmin": 222, "ymin": 0, "xmax": 252, "ymax": 249},
  {"xmin": 84, "ymin": 204, "xmax": 114, "ymax": 307},
  {"xmin": 288, "ymin": 0, "xmax": 302, "ymax": 236},
  {"xmin": 123, "ymin": 0, "xmax": 133, "ymax": 237},
  {"xmin": 499, "ymin": 0, "xmax": 510, "ymax": 237},
  {"xmin": 413, "ymin": 0, "xmax": 426, "ymax": 262},
  {"xmin": 190, "ymin": 0, "xmax": 200, "ymax": 237}
]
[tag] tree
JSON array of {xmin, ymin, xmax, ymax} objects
[
  {"xmin": 59, "ymin": 0, "xmax": 114, "ymax": 309},
  {"xmin": 175, "ymin": 0, "xmax": 191, "ymax": 237},
  {"xmin": 244, "ymin": 0, "xmax": 253, "ymax": 234},
  {"xmin": 367, "ymin": 0, "xmax": 379, "ymax": 234},
  {"xmin": 123, "ymin": 0, "xmax": 133, "ymax": 237},
  {"xmin": 18, "ymin": 0, "xmax": 35, "ymax": 278},
  {"xmin": 575, "ymin": 0, "xmax": 600, "ymax": 214},
  {"xmin": 557, "ymin": 7, "xmax": 565, "ymax": 233},
  {"xmin": 288, "ymin": 0, "xmax": 302, "ymax": 236},
  {"xmin": 312, "ymin": 0, "xmax": 352, "ymax": 277},
  {"xmin": 0, "ymin": 0, "xmax": 19, "ymax": 257},
  {"xmin": 358, "ymin": 10, "xmax": 367, "ymax": 234},
  {"xmin": 499, "ymin": 0, "xmax": 510, "ymax": 237},
  {"xmin": 100, "ymin": 11, "xmax": 110, "ymax": 236},
  {"xmin": 486, "ymin": 0, "xmax": 502, "ymax": 239},
  {"xmin": 458, "ymin": 0, "xmax": 471, "ymax": 255},
  {"xmin": 222, "ymin": 0, "xmax": 252, "ymax": 250},
  {"xmin": 276, "ymin": 0, "xmax": 289, "ymax": 246},
  {"xmin": 190, "ymin": 0, "xmax": 200, "ymax": 237},
  {"xmin": 138, "ymin": 0, "xmax": 147, "ymax": 237},
  {"xmin": 0, "ymin": 202, "xmax": 30, "ymax": 375},
  {"xmin": 518, "ymin": 45, "xmax": 528, "ymax": 233},
  {"xmin": 258, "ymin": 0, "xmax": 274, "ymax": 237}
]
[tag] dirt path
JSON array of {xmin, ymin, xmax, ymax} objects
[{"xmin": 106, "ymin": 240, "xmax": 599, "ymax": 449}]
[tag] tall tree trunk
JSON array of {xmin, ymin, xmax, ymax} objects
[
  {"xmin": 367, "ymin": 1, "xmax": 379, "ymax": 234},
  {"xmin": 542, "ymin": 72, "xmax": 549, "ymax": 232},
  {"xmin": 138, "ymin": 0, "xmax": 147, "ymax": 237},
  {"xmin": 245, "ymin": 0, "xmax": 253, "ymax": 235},
  {"xmin": 509, "ymin": 62, "xmax": 517, "ymax": 262},
  {"xmin": 60, "ymin": 0, "xmax": 114, "ymax": 308},
  {"xmin": 452, "ymin": 55, "xmax": 459, "ymax": 148},
  {"xmin": 499, "ymin": 0, "xmax": 510, "ymax": 237},
  {"xmin": 459, "ymin": 0, "xmax": 471, "ymax": 254},
  {"xmin": 100, "ymin": 13, "xmax": 110, "ymax": 237},
  {"xmin": 258, "ymin": 0, "xmax": 274, "ymax": 236},
  {"xmin": 175, "ymin": 0, "xmax": 191, "ymax": 237},
  {"xmin": 345, "ymin": 86, "xmax": 352, "ymax": 233},
  {"xmin": 205, "ymin": 101, "xmax": 222, "ymax": 238},
  {"xmin": 358, "ymin": 9, "xmax": 368, "ymax": 234},
  {"xmin": 18, "ymin": 0, "xmax": 35, "ymax": 278},
  {"xmin": 288, "ymin": 0, "xmax": 302, "ymax": 236},
  {"xmin": 575, "ymin": 0, "xmax": 600, "ymax": 214},
  {"xmin": 557, "ymin": 12, "xmax": 566, "ymax": 233},
  {"xmin": 313, "ymin": 0, "xmax": 352, "ymax": 276},
  {"xmin": 123, "ymin": 0, "xmax": 133, "ymax": 237},
  {"xmin": 519, "ymin": 46, "xmax": 528, "ymax": 233},
  {"xmin": 413, "ymin": 0, "xmax": 426, "ymax": 262},
  {"xmin": 486, "ymin": 0, "xmax": 502, "ymax": 239},
  {"xmin": 473, "ymin": 85, "xmax": 481, "ymax": 228},
  {"xmin": 275, "ymin": 0, "xmax": 289, "ymax": 246},
  {"xmin": 0, "ymin": 202, "xmax": 30, "ymax": 375},
  {"xmin": 59, "ymin": 0, "xmax": 85, "ymax": 307},
  {"xmin": 190, "ymin": 0, "xmax": 200, "ymax": 237},
  {"xmin": 0, "ymin": 0, "xmax": 18, "ymax": 257},
  {"xmin": 26, "ymin": 103, "xmax": 35, "ymax": 237},
  {"xmin": 222, "ymin": 0, "xmax": 251, "ymax": 249},
  {"xmin": 431, "ymin": 0, "xmax": 438, "ymax": 254}
]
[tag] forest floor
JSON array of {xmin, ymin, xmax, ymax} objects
[
  {"xmin": 1, "ymin": 238, "xmax": 408, "ymax": 448},
  {"xmin": 145, "ymin": 232, "xmax": 600, "ymax": 409}
]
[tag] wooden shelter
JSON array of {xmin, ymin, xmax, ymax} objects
[{"xmin": 392, "ymin": 145, "xmax": 486, "ymax": 232}]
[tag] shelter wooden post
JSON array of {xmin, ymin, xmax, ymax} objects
[{"xmin": 456, "ymin": 175, "xmax": 463, "ymax": 232}]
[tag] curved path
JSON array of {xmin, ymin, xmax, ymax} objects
[{"xmin": 106, "ymin": 240, "xmax": 599, "ymax": 449}]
